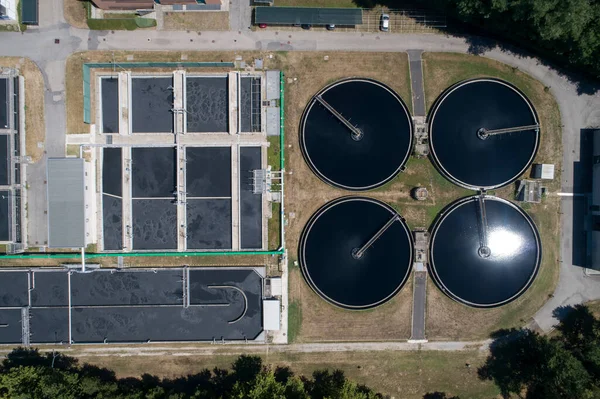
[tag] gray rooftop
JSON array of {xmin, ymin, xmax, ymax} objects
[
  {"xmin": 266, "ymin": 70, "xmax": 281, "ymax": 101},
  {"xmin": 47, "ymin": 158, "xmax": 85, "ymax": 248}
]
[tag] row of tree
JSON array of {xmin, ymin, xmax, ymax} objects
[
  {"xmin": 0, "ymin": 349, "xmax": 389, "ymax": 399},
  {"xmin": 6, "ymin": 304, "xmax": 600, "ymax": 398}
]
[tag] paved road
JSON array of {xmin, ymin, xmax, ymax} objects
[
  {"xmin": 229, "ymin": 0, "xmax": 252, "ymax": 32},
  {"xmin": 1, "ymin": 1, "xmax": 599, "ymax": 332}
]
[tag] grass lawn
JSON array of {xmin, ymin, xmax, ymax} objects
[
  {"xmin": 421, "ymin": 52, "xmax": 562, "ymax": 339},
  {"xmin": 0, "ymin": 24, "xmax": 21, "ymax": 32},
  {"xmin": 63, "ymin": 0, "xmax": 88, "ymax": 29},
  {"xmin": 0, "ymin": 57, "xmax": 45, "ymax": 164},
  {"xmin": 585, "ymin": 299, "xmax": 600, "ymax": 317},
  {"xmin": 287, "ymin": 299, "xmax": 302, "ymax": 342},
  {"xmin": 61, "ymin": 348, "xmax": 499, "ymax": 399},
  {"xmin": 86, "ymin": 18, "xmax": 154, "ymax": 31},
  {"xmin": 163, "ymin": 11, "xmax": 229, "ymax": 31},
  {"xmin": 267, "ymin": 136, "xmax": 282, "ymax": 250}
]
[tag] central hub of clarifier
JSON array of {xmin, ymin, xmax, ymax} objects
[{"xmin": 478, "ymin": 246, "xmax": 491, "ymax": 258}]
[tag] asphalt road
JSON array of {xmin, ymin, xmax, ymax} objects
[{"xmin": 2, "ymin": 0, "xmax": 600, "ymax": 332}]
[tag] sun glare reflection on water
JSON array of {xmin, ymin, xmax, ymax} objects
[{"xmin": 487, "ymin": 228, "xmax": 524, "ymax": 259}]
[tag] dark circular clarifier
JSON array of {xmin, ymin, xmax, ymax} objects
[
  {"xmin": 301, "ymin": 78, "xmax": 413, "ymax": 191},
  {"xmin": 299, "ymin": 197, "xmax": 413, "ymax": 309},
  {"xmin": 429, "ymin": 195, "xmax": 541, "ymax": 307},
  {"xmin": 429, "ymin": 78, "xmax": 539, "ymax": 190}
]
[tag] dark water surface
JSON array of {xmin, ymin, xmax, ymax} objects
[
  {"xmin": 429, "ymin": 196, "xmax": 540, "ymax": 307},
  {"xmin": 300, "ymin": 197, "xmax": 413, "ymax": 309},
  {"xmin": 429, "ymin": 79, "xmax": 538, "ymax": 189},
  {"xmin": 301, "ymin": 80, "xmax": 412, "ymax": 190},
  {"xmin": 0, "ymin": 78, "xmax": 7, "ymax": 129},
  {"xmin": 101, "ymin": 78, "xmax": 118, "ymax": 133}
]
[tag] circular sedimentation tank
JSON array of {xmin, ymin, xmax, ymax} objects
[
  {"xmin": 299, "ymin": 197, "xmax": 413, "ymax": 309},
  {"xmin": 300, "ymin": 78, "xmax": 413, "ymax": 191},
  {"xmin": 429, "ymin": 195, "xmax": 541, "ymax": 307},
  {"xmin": 428, "ymin": 78, "xmax": 540, "ymax": 190}
]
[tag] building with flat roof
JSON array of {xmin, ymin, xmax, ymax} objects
[
  {"xmin": 47, "ymin": 158, "xmax": 85, "ymax": 248},
  {"xmin": 254, "ymin": 7, "xmax": 363, "ymax": 26}
]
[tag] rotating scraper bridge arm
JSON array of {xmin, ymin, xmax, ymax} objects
[
  {"xmin": 315, "ymin": 95, "xmax": 364, "ymax": 141},
  {"xmin": 476, "ymin": 194, "xmax": 491, "ymax": 258},
  {"xmin": 352, "ymin": 214, "xmax": 400, "ymax": 259},
  {"xmin": 477, "ymin": 124, "xmax": 540, "ymax": 140}
]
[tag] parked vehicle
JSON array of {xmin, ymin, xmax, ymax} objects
[
  {"xmin": 301, "ymin": 24, "xmax": 312, "ymax": 30},
  {"xmin": 259, "ymin": 23, "xmax": 267, "ymax": 28},
  {"xmin": 380, "ymin": 13, "xmax": 390, "ymax": 32},
  {"xmin": 326, "ymin": 24, "xmax": 336, "ymax": 30}
]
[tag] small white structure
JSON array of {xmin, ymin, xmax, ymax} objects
[
  {"xmin": 0, "ymin": 0, "xmax": 17, "ymax": 20},
  {"xmin": 263, "ymin": 299, "xmax": 281, "ymax": 331},
  {"xmin": 269, "ymin": 277, "xmax": 282, "ymax": 296},
  {"xmin": 531, "ymin": 164, "xmax": 555, "ymax": 180}
]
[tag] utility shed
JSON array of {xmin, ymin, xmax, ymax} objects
[
  {"xmin": 531, "ymin": 164, "xmax": 555, "ymax": 180},
  {"xmin": 47, "ymin": 158, "xmax": 85, "ymax": 248},
  {"xmin": 255, "ymin": 7, "xmax": 363, "ymax": 26},
  {"xmin": 263, "ymin": 299, "xmax": 281, "ymax": 330}
]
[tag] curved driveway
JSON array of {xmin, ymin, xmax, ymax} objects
[{"xmin": 1, "ymin": 0, "xmax": 599, "ymax": 332}]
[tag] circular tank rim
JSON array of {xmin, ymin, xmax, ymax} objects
[
  {"xmin": 300, "ymin": 77, "xmax": 414, "ymax": 191},
  {"xmin": 427, "ymin": 78, "xmax": 540, "ymax": 191},
  {"xmin": 299, "ymin": 196, "xmax": 415, "ymax": 310},
  {"xmin": 428, "ymin": 195, "xmax": 542, "ymax": 308}
]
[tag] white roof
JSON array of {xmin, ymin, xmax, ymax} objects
[
  {"xmin": 540, "ymin": 164, "xmax": 555, "ymax": 180},
  {"xmin": 263, "ymin": 299, "xmax": 280, "ymax": 330},
  {"xmin": 270, "ymin": 277, "xmax": 282, "ymax": 296}
]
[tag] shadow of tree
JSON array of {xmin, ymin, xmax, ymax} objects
[
  {"xmin": 423, "ymin": 392, "xmax": 460, "ymax": 399},
  {"xmin": 477, "ymin": 328, "xmax": 533, "ymax": 398}
]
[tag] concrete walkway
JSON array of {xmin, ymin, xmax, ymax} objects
[
  {"xmin": 410, "ymin": 271, "xmax": 427, "ymax": 341},
  {"xmin": 0, "ymin": 0, "xmax": 599, "ymax": 333},
  {"xmin": 0, "ymin": 340, "xmax": 493, "ymax": 357},
  {"xmin": 407, "ymin": 49, "xmax": 426, "ymax": 116}
]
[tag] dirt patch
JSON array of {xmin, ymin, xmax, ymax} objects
[
  {"xmin": 63, "ymin": 0, "xmax": 88, "ymax": 29},
  {"xmin": 163, "ymin": 12, "xmax": 229, "ymax": 31},
  {"xmin": 0, "ymin": 57, "xmax": 45, "ymax": 163},
  {"xmin": 422, "ymin": 52, "xmax": 562, "ymax": 339},
  {"xmin": 289, "ymin": 267, "xmax": 412, "ymax": 341}
]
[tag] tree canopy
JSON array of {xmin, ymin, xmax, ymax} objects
[
  {"xmin": 479, "ymin": 304, "xmax": 600, "ymax": 399},
  {"xmin": 0, "ymin": 349, "xmax": 388, "ymax": 399},
  {"xmin": 415, "ymin": 0, "xmax": 600, "ymax": 80}
]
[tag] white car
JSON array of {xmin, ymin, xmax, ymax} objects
[{"xmin": 380, "ymin": 13, "xmax": 390, "ymax": 32}]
